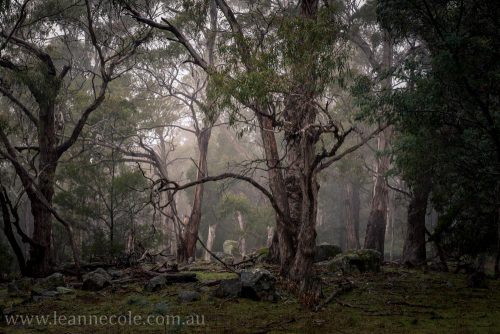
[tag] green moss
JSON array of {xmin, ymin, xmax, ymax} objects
[
  {"xmin": 1, "ymin": 268, "xmax": 499, "ymax": 333},
  {"xmin": 257, "ymin": 247, "xmax": 270, "ymax": 256},
  {"xmin": 193, "ymin": 271, "xmax": 239, "ymax": 282}
]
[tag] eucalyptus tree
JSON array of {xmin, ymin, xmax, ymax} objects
[
  {"xmin": 55, "ymin": 79, "xmax": 157, "ymax": 261},
  {"xmin": 125, "ymin": 0, "xmax": 382, "ymax": 302},
  {"xmin": 0, "ymin": 0, "xmax": 149, "ymax": 276},
  {"xmin": 125, "ymin": 0, "xmax": 222, "ymax": 262},
  {"xmin": 344, "ymin": 0, "xmax": 395, "ymax": 256}
]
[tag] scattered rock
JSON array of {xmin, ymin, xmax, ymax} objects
[
  {"xmin": 199, "ymin": 286, "xmax": 211, "ymax": 293},
  {"xmin": 328, "ymin": 249, "xmax": 382, "ymax": 274},
  {"xmin": 82, "ymin": 269, "xmax": 112, "ymax": 291},
  {"xmin": 144, "ymin": 275, "xmax": 168, "ymax": 292},
  {"xmin": 39, "ymin": 273, "xmax": 65, "ymax": 290},
  {"xmin": 92, "ymin": 268, "xmax": 113, "ymax": 281},
  {"xmin": 314, "ymin": 244, "xmax": 342, "ymax": 263},
  {"xmin": 177, "ymin": 290, "xmax": 201, "ymax": 303},
  {"xmin": 158, "ymin": 262, "xmax": 178, "ymax": 273},
  {"xmin": 213, "ymin": 269, "xmax": 277, "ymax": 301},
  {"xmin": 107, "ymin": 269, "xmax": 125, "ymax": 280},
  {"xmin": 144, "ymin": 273, "xmax": 198, "ymax": 292},
  {"xmin": 213, "ymin": 279, "xmax": 242, "ymax": 298},
  {"xmin": 223, "ymin": 240, "xmax": 239, "ymax": 255},
  {"xmin": 152, "ymin": 302, "xmax": 169, "ymax": 315},
  {"xmin": 163, "ymin": 272, "xmax": 198, "ymax": 283},
  {"xmin": 7, "ymin": 282, "xmax": 20, "ymax": 296},
  {"xmin": 13, "ymin": 277, "xmax": 33, "ymax": 291},
  {"xmin": 56, "ymin": 287, "xmax": 74, "ymax": 294},
  {"xmin": 467, "ymin": 271, "xmax": 488, "ymax": 289},
  {"xmin": 127, "ymin": 296, "xmax": 149, "ymax": 306},
  {"xmin": 255, "ymin": 247, "xmax": 270, "ymax": 263},
  {"xmin": 213, "ymin": 252, "xmax": 235, "ymax": 265},
  {"xmin": 41, "ymin": 290, "xmax": 59, "ymax": 297},
  {"xmin": 240, "ymin": 268, "xmax": 277, "ymax": 301},
  {"xmin": 31, "ymin": 289, "xmax": 60, "ymax": 302}
]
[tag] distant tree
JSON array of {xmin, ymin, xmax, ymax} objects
[{"xmin": 0, "ymin": 0, "xmax": 148, "ymax": 276}]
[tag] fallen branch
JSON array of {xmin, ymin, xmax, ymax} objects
[
  {"xmin": 314, "ymin": 281, "xmax": 354, "ymax": 312},
  {"xmin": 197, "ymin": 236, "xmax": 240, "ymax": 276}
]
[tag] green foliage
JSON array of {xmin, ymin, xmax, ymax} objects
[
  {"xmin": 206, "ymin": 3, "xmax": 350, "ymax": 123},
  {"xmin": 377, "ymin": 0, "xmax": 500, "ymax": 258}
]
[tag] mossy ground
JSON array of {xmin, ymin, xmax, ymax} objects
[{"xmin": 1, "ymin": 267, "xmax": 499, "ymax": 333}]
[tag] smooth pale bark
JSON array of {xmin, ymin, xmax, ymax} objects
[
  {"xmin": 236, "ymin": 211, "xmax": 247, "ymax": 258},
  {"xmin": 266, "ymin": 226, "xmax": 274, "ymax": 248},
  {"xmin": 204, "ymin": 224, "xmax": 217, "ymax": 261},
  {"xmin": 402, "ymin": 183, "xmax": 431, "ymax": 266},
  {"xmin": 126, "ymin": 230, "xmax": 134, "ymax": 255},
  {"xmin": 344, "ymin": 181, "xmax": 361, "ymax": 250}
]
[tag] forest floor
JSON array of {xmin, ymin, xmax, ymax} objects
[{"xmin": 0, "ymin": 264, "xmax": 499, "ymax": 334}]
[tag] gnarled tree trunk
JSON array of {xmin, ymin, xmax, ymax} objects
[
  {"xmin": 258, "ymin": 113, "xmax": 294, "ymax": 274},
  {"xmin": 402, "ymin": 182, "xmax": 431, "ymax": 266}
]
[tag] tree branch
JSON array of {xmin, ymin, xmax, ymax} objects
[{"xmin": 0, "ymin": 80, "xmax": 39, "ymax": 126}]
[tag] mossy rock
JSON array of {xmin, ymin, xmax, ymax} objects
[
  {"xmin": 314, "ymin": 244, "xmax": 342, "ymax": 262},
  {"xmin": 38, "ymin": 273, "xmax": 65, "ymax": 290},
  {"xmin": 327, "ymin": 249, "xmax": 382, "ymax": 274},
  {"xmin": 223, "ymin": 240, "xmax": 239, "ymax": 255},
  {"xmin": 257, "ymin": 247, "xmax": 270, "ymax": 256}
]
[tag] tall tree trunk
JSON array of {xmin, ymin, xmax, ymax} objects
[
  {"xmin": 363, "ymin": 141, "xmax": 390, "ymax": 255},
  {"xmin": 266, "ymin": 226, "xmax": 274, "ymax": 248},
  {"xmin": 236, "ymin": 211, "xmax": 247, "ymax": 258},
  {"xmin": 290, "ymin": 167, "xmax": 321, "ymax": 301},
  {"xmin": 178, "ymin": 0, "xmax": 217, "ymax": 263},
  {"xmin": 26, "ymin": 101, "xmax": 57, "ymax": 277},
  {"xmin": 363, "ymin": 32, "xmax": 393, "ymax": 258},
  {"xmin": 258, "ymin": 113, "xmax": 294, "ymax": 274},
  {"xmin": 389, "ymin": 199, "xmax": 395, "ymax": 262},
  {"xmin": 0, "ymin": 188, "xmax": 27, "ymax": 275},
  {"xmin": 494, "ymin": 206, "xmax": 500, "ymax": 278},
  {"xmin": 285, "ymin": 1, "xmax": 322, "ymax": 303},
  {"xmin": 181, "ymin": 128, "xmax": 211, "ymax": 262},
  {"xmin": 27, "ymin": 176, "xmax": 56, "ymax": 277},
  {"xmin": 345, "ymin": 181, "xmax": 361, "ymax": 250},
  {"xmin": 402, "ymin": 182, "xmax": 431, "ymax": 266},
  {"xmin": 204, "ymin": 224, "xmax": 217, "ymax": 261}
]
